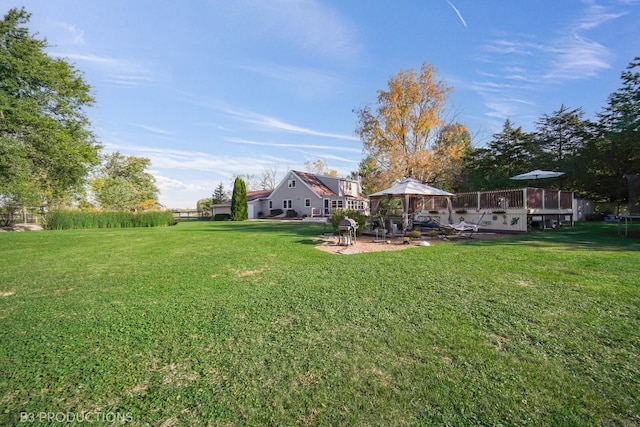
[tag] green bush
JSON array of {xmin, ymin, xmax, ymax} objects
[
  {"xmin": 286, "ymin": 209, "xmax": 297, "ymax": 218},
  {"xmin": 330, "ymin": 209, "xmax": 368, "ymax": 235},
  {"xmin": 407, "ymin": 230, "xmax": 421, "ymax": 239},
  {"xmin": 45, "ymin": 210, "xmax": 175, "ymax": 230},
  {"xmin": 213, "ymin": 213, "xmax": 231, "ymax": 221},
  {"xmin": 270, "ymin": 209, "xmax": 284, "ymax": 217}
]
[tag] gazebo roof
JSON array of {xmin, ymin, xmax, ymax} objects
[{"xmin": 368, "ymin": 178, "xmax": 453, "ymax": 198}]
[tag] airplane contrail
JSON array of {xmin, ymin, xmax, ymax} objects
[{"xmin": 447, "ymin": 1, "xmax": 468, "ymax": 28}]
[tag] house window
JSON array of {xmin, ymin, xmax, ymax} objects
[
  {"xmin": 331, "ymin": 200, "xmax": 344, "ymax": 209},
  {"xmin": 268, "ymin": 200, "xmax": 273, "ymax": 210},
  {"xmin": 347, "ymin": 200, "xmax": 365, "ymax": 211},
  {"xmin": 288, "ymin": 179, "xmax": 296, "ymax": 188},
  {"xmin": 305, "ymin": 198, "xmax": 311, "ymax": 207},
  {"xmin": 283, "ymin": 200, "xmax": 292, "ymax": 209}
]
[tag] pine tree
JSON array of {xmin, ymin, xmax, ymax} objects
[{"xmin": 230, "ymin": 177, "xmax": 248, "ymax": 221}]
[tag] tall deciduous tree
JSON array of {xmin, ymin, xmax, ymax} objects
[
  {"xmin": 0, "ymin": 8, "xmax": 101, "ymax": 213},
  {"xmin": 90, "ymin": 152, "xmax": 159, "ymax": 211},
  {"xmin": 230, "ymin": 177, "xmax": 248, "ymax": 221},
  {"xmin": 258, "ymin": 168, "xmax": 278, "ymax": 190},
  {"xmin": 433, "ymin": 122, "xmax": 471, "ymax": 191},
  {"xmin": 354, "ymin": 62, "xmax": 452, "ymax": 192},
  {"xmin": 305, "ymin": 160, "xmax": 337, "ymax": 177}
]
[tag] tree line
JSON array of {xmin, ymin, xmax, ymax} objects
[{"xmin": 356, "ymin": 59, "xmax": 640, "ymax": 211}]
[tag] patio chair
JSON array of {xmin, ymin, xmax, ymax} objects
[{"xmin": 443, "ymin": 212, "xmax": 486, "ymax": 239}]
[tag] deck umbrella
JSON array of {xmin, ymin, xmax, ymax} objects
[
  {"xmin": 510, "ymin": 169, "xmax": 564, "ymax": 180},
  {"xmin": 369, "ymin": 178, "xmax": 454, "ymax": 232}
]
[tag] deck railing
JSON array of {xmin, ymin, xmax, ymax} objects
[{"xmin": 453, "ymin": 188, "xmax": 573, "ymax": 211}]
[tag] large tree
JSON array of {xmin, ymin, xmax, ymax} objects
[
  {"xmin": 583, "ymin": 57, "xmax": 640, "ymax": 204},
  {"xmin": 532, "ymin": 104, "xmax": 591, "ymax": 191},
  {"xmin": 432, "ymin": 122, "xmax": 471, "ymax": 191},
  {"xmin": 354, "ymin": 62, "xmax": 453, "ymax": 192},
  {"xmin": 0, "ymin": 8, "xmax": 101, "ymax": 214},
  {"xmin": 90, "ymin": 152, "xmax": 159, "ymax": 211}
]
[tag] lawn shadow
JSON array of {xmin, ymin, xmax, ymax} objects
[
  {"xmin": 463, "ymin": 223, "xmax": 640, "ymax": 252},
  {"xmin": 177, "ymin": 220, "xmax": 330, "ymax": 238}
]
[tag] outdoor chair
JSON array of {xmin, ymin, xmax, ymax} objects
[{"xmin": 441, "ymin": 212, "xmax": 486, "ymax": 239}]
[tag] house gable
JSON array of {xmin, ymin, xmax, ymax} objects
[{"xmin": 268, "ymin": 170, "xmax": 368, "ymax": 217}]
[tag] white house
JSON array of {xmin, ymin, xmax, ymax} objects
[{"xmin": 249, "ymin": 170, "xmax": 368, "ymax": 219}]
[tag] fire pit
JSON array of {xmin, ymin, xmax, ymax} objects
[{"xmin": 337, "ymin": 216, "xmax": 358, "ymax": 245}]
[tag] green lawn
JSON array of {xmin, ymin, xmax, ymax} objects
[{"xmin": 1, "ymin": 221, "xmax": 638, "ymax": 426}]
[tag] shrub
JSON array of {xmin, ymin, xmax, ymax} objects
[
  {"xmin": 270, "ymin": 209, "xmax": 284, "ymax": 217},
  {"xmin": 45, "ymin": 210, "xmax": 175, "ymax": 230},
  {"xmin": 407, "ymin": 230, "xmax": 421, "ymax": 239},
  {"xmin": 213, "ymin": 213, "xmax": 231, "ymax": 221},
  {"xmin": 286, "ymin": 209, "xmax": 297, "ymax": 218}
]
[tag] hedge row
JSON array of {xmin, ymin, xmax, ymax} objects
[{"xmin": 46, "ymin": 210, "xmax": 176, "ymax": 230}]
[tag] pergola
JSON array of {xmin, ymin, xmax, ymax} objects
[{"xmin": 368, "ymin": 178, "xmax": 454, "ymax": 232}]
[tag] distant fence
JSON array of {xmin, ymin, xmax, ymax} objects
[{"xmin": 0, "ymin": 207, "xmax": 45, "ymax": 226}]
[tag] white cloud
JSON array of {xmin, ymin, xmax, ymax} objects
[
  {"xmin": 103, "ymin": 143, "xmax": 289, "ymax": 176},
  {"xmin": 447, "ymin": 1, "xmax": 468, "ymax": 29},
  {"xmin": 224, "ymin": 108, "xmax": 360, "ymax": 141},
  {"xmin": 234, "ymin": 0, "xmax": 360, "ymax": 60},
  {"xmin": 180, "ymin": 92, "xmax": 359, "ymax": 141},
  {"xmin": 226, "ymin": 137, "xmax": 361, "ymax": 153},
  {"xmin": 49, "ymin": 52, "xmax": 154, "ymax": 87},
  {"xmin": 153, "ymin": 175, "xmax": 206, "ymax": 192},
  {"xmin": 134, "ymin": 124, "xmax": 171, "ymax": 135},
  {"xmin": 473, "ymin": 2, "xmax": 626, "ymax": 124},
  {"xmin": 60, "ymin": 23, "xmax": 85, "ymax": 45}
]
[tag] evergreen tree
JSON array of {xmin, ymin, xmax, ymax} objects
[
  {"xmin": 230, "ymin": 177, "xmax": 248, "ymax": 221},
  {"xmin": 466, "ymin": 119, "xmax": 534, "ymax": 190},
  {"xmin": 533, "ymin": 105, "xmax": 591, "ymax": 191},
  {"xmin": 585, "ymin": 57, "xmax": 640, "ymax": 204},
  {"xmin": 212, "ymin": 182, "xmax": 227, "ymax": 204}
]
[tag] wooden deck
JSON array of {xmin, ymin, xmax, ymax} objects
[{"xmin": 414, "ymin": 188, "xmax": 574, "ymax": 233}]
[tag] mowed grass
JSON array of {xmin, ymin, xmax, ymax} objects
[{"xmin": 0, "ymin": 221, "xmax": 638, "ymax": 426}]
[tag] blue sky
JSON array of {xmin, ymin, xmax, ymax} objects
[{"xmin": 4, "ymin": 1, "xmax": 639, "ymax": 207}]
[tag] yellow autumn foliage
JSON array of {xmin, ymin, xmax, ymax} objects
[{"xmin": 355, "ymin": 62, "xmax": 470, "ymax": 193}]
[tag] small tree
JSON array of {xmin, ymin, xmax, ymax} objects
[
  {"xmin": 230, "ymin": 177, "xmax": 248, "ymax": 221},
  {"xmin": 212, "ymin": 182, "xmax": 228, "ymax": 204}
]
